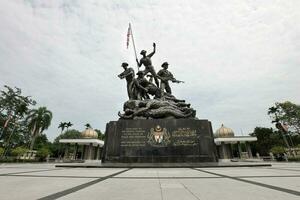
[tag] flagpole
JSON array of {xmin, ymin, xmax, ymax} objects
[{"xmin": 129, "ymin": 23, "xmax": 139, "ymax": 71}]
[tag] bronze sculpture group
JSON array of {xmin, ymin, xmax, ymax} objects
[{"xmin": 118, "ymin": 43, "xmax": 196, "ymax": 120}]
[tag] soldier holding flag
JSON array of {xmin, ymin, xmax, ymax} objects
[{"xmin": 135, "ymin": 43, "xmax": 160, "ymax": 88}]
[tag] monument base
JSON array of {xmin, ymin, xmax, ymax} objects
[{"xmin": 102, "ymin": 119, "xmax": 218, "ymax": 163}]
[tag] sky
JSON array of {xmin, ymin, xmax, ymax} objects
[{"xmin": 0, "ymin": 0, "xmax": 299, "ymax": 141}]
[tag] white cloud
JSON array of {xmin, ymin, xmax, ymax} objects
[{"xmin": 0, "ymin": 0, "xmax": 300, "ymax": 140}]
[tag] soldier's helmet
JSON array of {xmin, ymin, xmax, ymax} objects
[
  {"xmin": 140, "ymin": 50, "xmax": 147, "ymax": 55},
  {"xmin": 121, "ymin": 62, "xmax": 128, "ymax": 67},
  {"xmin": 161, "ymin": 62, "xmax": 169, "ymax": 68}
]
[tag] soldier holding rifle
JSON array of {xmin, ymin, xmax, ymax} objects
[{"xmin": 157, "ymin": 62, "xmax": 184, "ymax": 95}]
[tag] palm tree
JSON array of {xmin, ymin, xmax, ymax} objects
[
  {"xmin": 66, "ymin": 122, "xmax": 73, "ymax": 131},
  {"xmin": 26, "ymin": 107, "xmax": 52, "ymax": 150},
  {"xmin": 58, "ymin": 122, "xmax": 67, "ymax": 133},
  {"xmin": 85, "ymin": 123, "xmax": 92, "ymax": 129},
  {"xmin": 58, "ymin": 122, "xmax": 68, "ymax": 134}
]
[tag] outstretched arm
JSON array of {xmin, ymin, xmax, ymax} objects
[
  {"xmin": 118, "ymin": 71, "xmax": 125, "ymax": 79},
  {"xmin": 147, "ymin": 42, "xmax": 156, "ymax": 58}
]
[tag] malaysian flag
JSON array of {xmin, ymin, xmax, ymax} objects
[{"xmin": 126, "ymin": 24, "xmax": 131, "ymax": 49}]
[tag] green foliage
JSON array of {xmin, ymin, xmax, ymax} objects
[
  {"xmin": 11, "ymin": 147, "xmax": 29, "ymax": 157},
  {"xmin": 0, "ymin": 147, "xmax": 4, "ymax": 156},
  {"xmin": 51, "ymin": 129, "xmax": 81, "ymax": 158},
  {"xmin": 33, "ymin": 134, "xmax": 51, "ymax": 150},
  {"xmin": 0, "ymin": 85, "xmax": 36, "ymax": 118},
  {"xmin": 268, "ymin": 101, "xmax": 300, "ymax": 134},
  {"xmin": 0, "ymin": 85, "xmax": 55, "ymax": 158},
  {"xmin": 287, "ymin": 156, "xmax": 300, "ymax": 162},
  {"xmin": 250, "ymin": 127, "xmax": 284, "ymax": 156},
  {"xmin": 54, "ymin": 129, "xmax": 81, "ymax": 143},
  {"xmin": 58, "ymin": 122, "xmax": 73, "ymax": 133},
  {"xmin": 37, "ymin": 147, "xmax": 51, "ymax": 161},
  {"xmin": 26, "ymin": 106, "xmax": 53, "ymax": 150},
  {"xmin": 95, "ymin": 129, "xmax": 105, "ymax": 140},
  {"xmin": 58, "ymin": 122, "xmax": 67, "ymax": 133},
  {"xmin": 270, "ymin": 146, "xmax": 286, "ymax": 154},
  {"xmin": 0, "ymin": 85, "xmax": 36, "ymax": 145},
  {"xmin": 85, "ymin": 123, "xmax": 92, "ymax": 129}
]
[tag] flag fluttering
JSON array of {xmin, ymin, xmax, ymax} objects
[
  {"xmin": 126, "ymin": 23, "xmax": 139, "ymax": 70},
  {"xmin": 126, "ymin": 25, "xmax": 131, "ymax": 49}
]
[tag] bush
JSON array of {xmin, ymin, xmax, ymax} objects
[
  {"xmin": 37, "ymin": 147, "xmax": 51, "ymax": 161},
  {"xmin": 288, "ymin": 156, "xmax": 300, "ymax": 162},
  {"xmin": 270, "ymin": 146, "xmax": 286, "ymax": 154},
  {"xmin": 270, "ymin": 146, "xmax": 286, "ymax": 161},
  {"xmin": 11, "ymin": 147, "xmax": 29, "ymax": 157},
  {"xmin": 0, "ymin": 147, "xmax": 4, "ymax": 156}
]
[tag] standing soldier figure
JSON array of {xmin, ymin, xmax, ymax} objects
[
  {"xmin": 157, "ymin": 62, "xmax": 183, "ymax": 95},
  {"xmin": 136, "ymin": 42, "xmax": 160, "ymax": 87},
  {"xmin": 118, "ymin": 62, "xmax": 135, "ymax": 100}
]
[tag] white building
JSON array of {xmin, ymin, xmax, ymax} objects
[
  {"xmin": 214, "ymin": 124, "xmax": 257, "ymax": 161},
  {"xmin": 59, "ymin": 128, "xmax": 104, "ymax": 161}
]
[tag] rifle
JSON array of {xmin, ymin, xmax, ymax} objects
[{"xmin": 173, "ymin": 79, "xmax": 185, "ymax": 84}]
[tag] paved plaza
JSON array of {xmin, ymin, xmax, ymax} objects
[{"xmin": 0, "ymin": 162, "xmax": 299, "ymax": 200}]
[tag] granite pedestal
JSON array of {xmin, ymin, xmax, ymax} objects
[{"xmin": 102, "ymin": 119, "xmax": 217, "ymax": 163}]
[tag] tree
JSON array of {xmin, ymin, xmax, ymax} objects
[
  {"xmin": 37, "ymin": 147, "xmax": 51, "ymax": 161},
  {"xmin": 51, "ymin": 129, "xmax": 81, "ymax": 158},
  {"xmin": 85, "ymin": 123, "xmax": 92, "ymax": 129},
  {"xmin": 58, "ymin": 122, "xmax": 67, "ymax": 134},
  {"xmin": 66, "ymin": 122, "xmax": 73, "ymax": 131},
  {"xmin": 0, "ymin": 85, "xmax": 36, "ymax": 140},
  {"xmin": 0, "ymin": 147, "xmax": 4, "ymax": 156},
  {"xmin": 268, "ymin": 101, "xmax": 300, "ymax": 134},
  {"xmin": 11, "ymin": 146, "xmax": 29, "ymax": 157},
  {"xmin": 53, "ymin": 129, "xmax": 81, "ymax": 143},
  {"xmin": 34, "ymin": 134, "xmax": 51, "ymax": 150},
  {"xmin": 26, "ymin": 107, "xmax": 52, "ymax": 150},
  {"xmin": 95, "ymin": 129, "xmax": 105, "ymax": 140},
  {"xmin": 250, "ymin": 127, "xmax": 284, "ymax": 156}
]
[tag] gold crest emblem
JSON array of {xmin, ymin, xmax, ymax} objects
[{"xmin": 147, "ymin": 125, "xmax": 171, "ymax": 147}]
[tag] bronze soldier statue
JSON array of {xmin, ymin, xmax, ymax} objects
[
  {"xmin": 134, "ymin": 71, "xmax": 161, "ymax": 100},
  {"xmin": 157, "ymin": 62, "xmax": 183, "ymax": 94},
  {"xmin": 118, "ymin": 62, "xmax": 135, "ymax": 100},
  {"xmin": 136, "ymin": 43, "xmax": 160, "ymax": 87}
]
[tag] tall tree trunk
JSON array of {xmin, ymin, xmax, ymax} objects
[
  {"xmin": 30, "ymin": 123, "xmax": 37, "ymax": 150},
  {"xmin": 30, "ymin": 135, "xmax": 36, "ymax": 150}
]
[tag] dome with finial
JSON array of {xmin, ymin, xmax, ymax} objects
[
  {"xmin": 81, "ymin": 128, "xmax": 98, "ymax": 139},
  {"xmin": 214, "ymin": 124, "xmax": 234, "ymax": 138}
]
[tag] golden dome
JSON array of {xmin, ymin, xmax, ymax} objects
[
  {"xmin": 81, "ymin": 128, "xmax": 98, "ymax": 139},
  {"xmin": 214, "ymin": 124, "xmax": 234, "ymax": 138}
]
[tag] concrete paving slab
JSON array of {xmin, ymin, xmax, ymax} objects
[
  {"xmin": 0, "ymin": 176, "xmax": 96, "ymax": 200},
  {"xmin": 180, "ymin": 178, "xmax": 300, "ymax": 200},
  {"xmin": 0, "ymin": 167, "xmax": 55, "ymax": 175},
  {"xmin": 201, "ymin": 167, "xmax": 300, "ymax": 177},
  {"xmin": 157, "ymin": 168, "xmax": 218, "ymax": 177},
  {"xmin": 58, "ymin": 179, "xmax": 162, "ymax": 200},
  {"xmin": 0, "ymin": 163, "xmax": 299, "ymax": 200},
  {"xmin": 115, "ymin": 168, "xmax": 218, "ymax": 178},
  {"xmin": 0, "ymin": 163, "xmax": 56, "ymax": 169},
  {"xmin": 241, "ymin": 177, "xmax": 300, "ymax": 192},
  {"xmin": 15, "ymin": 168, "xmax": 127, "ymax": 178},
  {"xmin": 114, "ymin": 168, "xmax": 158, "ymax": 177},
  {"xmin": 159, "ymin": 179, "xmax": 201, "ymax": 200}
]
